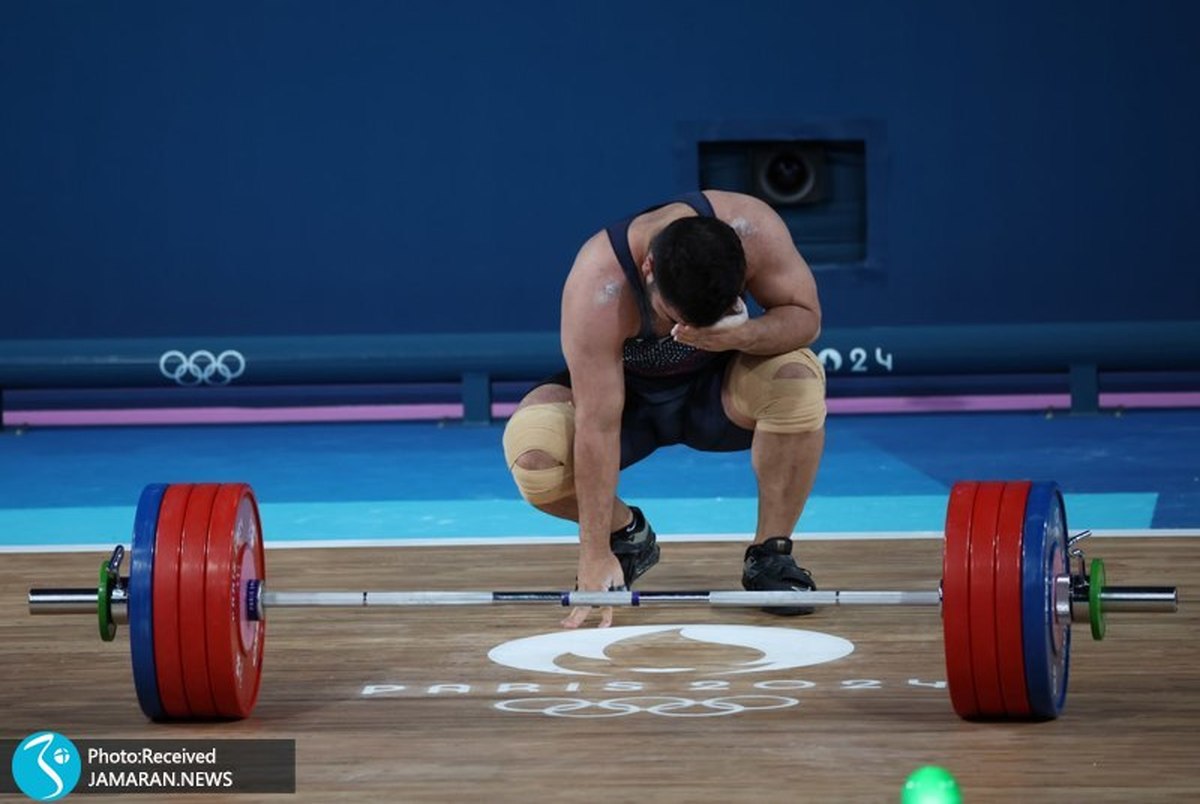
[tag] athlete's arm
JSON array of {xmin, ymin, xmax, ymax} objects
[
  {"xmin": 558, "ymin": 236, "xmax": 634, "ymax": 627},
  {"xmin": 671, "ymin": 194, "xmax": 821, "ymax": 354}
]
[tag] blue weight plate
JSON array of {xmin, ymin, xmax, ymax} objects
[
  {"xmin": 130, "ymin": 483, "xmax": 168, "ymax": 720},
  {"xmin": 1021, "ymin": 481, "xmax": 1071, "ymax": 718}
]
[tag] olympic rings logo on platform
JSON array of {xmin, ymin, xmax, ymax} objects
[
  {"xmin": 158, "ymin": 350, "xmax": 247, "ymax": 386},
  {"xmin": 494, "ymin": 695, "xmax": 799, "ymax": 718}
]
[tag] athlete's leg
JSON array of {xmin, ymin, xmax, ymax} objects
[{"xmin": 721, "ymin": 348, "xmax": 826, "ymax": 542}]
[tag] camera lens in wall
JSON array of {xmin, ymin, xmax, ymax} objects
[
  {"xmin": 699, "ymin": 138, "xmax": 864, "ymax": 265},
  {"xmin": 753, "ymin": 145, "xmax": 826, "ymax": 205}
]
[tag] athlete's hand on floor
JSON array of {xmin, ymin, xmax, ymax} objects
[{"xmin": 561, "ymin": 550, "xmax": 625, "ymax": 629}]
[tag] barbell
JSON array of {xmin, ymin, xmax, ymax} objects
[{"xmin": 27, "ymin": 480, "xmax": 1177, "ymax": 722}]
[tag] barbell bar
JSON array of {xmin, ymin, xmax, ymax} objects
[
  {"xmin": 25, "ymin": 480, "xmax": 1178, "ymax": 723},
  {"xmin": 30, "ymin": 586, "xmax": 1179, "ymax": 615}
]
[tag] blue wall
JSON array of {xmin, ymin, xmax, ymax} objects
[{"xmin": 2, "ymin": 0, "xmax": 1198, "ymax": 339}]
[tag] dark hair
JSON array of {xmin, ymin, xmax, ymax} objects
[{"xmin": 649, "ymin": 216, "xmax": 746, "ymax": 326}]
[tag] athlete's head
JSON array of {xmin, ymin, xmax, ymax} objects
[{"xmin": 648, "ymin": 216, "xmax": 746, "ymax": 327}]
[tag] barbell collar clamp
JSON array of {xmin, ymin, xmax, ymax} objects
[{"xmin": 107, "ymin": 544, "xmax": 126, "ymax": 574}]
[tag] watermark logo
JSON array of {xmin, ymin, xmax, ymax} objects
[
  {"xmin": 11, "ymin": 732, "xmax": 80, "ymax": 801},
  {"xmin": 487, "ymin": 624, "xmax": 854, "ymax": 676}
]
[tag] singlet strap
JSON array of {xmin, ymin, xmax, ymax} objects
[
  {"xmin": 604, "ymin": 221, "xmax": 656, "ymax": 339},
  {"xmin": 672, "ymin": 191, "xmax": 715, "ymax": 218}
]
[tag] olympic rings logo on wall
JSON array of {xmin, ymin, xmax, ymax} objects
[
  {"xmin": 494, "ymin": 695, "xmax": 800, "ymax": 718},
  {"xmin": 158, "ymin": 350, "xmax": 247, "ymax": 386}
]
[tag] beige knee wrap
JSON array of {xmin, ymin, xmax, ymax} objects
[
  {"xmin": 728, "ymin": 348, "xmax": 827, "ymax": 433},
  {"xmin": 502, "ymin": 402, "xmax": 576, "ymax": 505}
]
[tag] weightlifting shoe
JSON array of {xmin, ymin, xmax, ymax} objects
[
  {"xmin": 610, "ymin": 507, "xmax": 660, "ymax": 587},
  {"xmin": 741, "ymin": 536, "xmax": 817, "ymax": 615}
]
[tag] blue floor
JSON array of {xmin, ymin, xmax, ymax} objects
[{"xmin": 1, "ymin": 410, "xmax": 1197, "ymax": 548}]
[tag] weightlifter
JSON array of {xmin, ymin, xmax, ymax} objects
[{"xmin": 502, "ymin": 190, "xmax": 826, "ymax": 628}]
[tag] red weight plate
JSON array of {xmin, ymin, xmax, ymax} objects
[
  {"xmin": 205, "ymin": 483, "xmax": 267, "ymax": 719},
  {"xmin": 995, "ymin": 481, "xmax": 1032, "ymax": 717},
  {"xmin": 178, "ymin": 483, "xmax": 220, "ymax": 717},
  {"xmin": 942, "ymin": 481, "xmax": 979, "ymax": 718},
  {"xmin": 152, "ymin": 484, "xmax": 193, "ymax": 719},
  {"xmin": 967, "ymin": 482, "xmax": 1006, "ymax": 716}
]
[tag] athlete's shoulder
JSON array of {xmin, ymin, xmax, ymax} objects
[{"xmin": 564, "ymin": 231, "xmax": 625, "ymax": 292}]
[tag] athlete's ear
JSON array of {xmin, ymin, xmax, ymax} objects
[{"xmin": 641, "ymin": 252, "xmax": 655, "ymax": 283}]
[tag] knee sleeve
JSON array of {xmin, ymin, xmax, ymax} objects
[
  {"xmin": 728, "ymin": 348, "xmax": 827, "ymax": 433},
  {"xmin": 501, "ymin": 402, "xmax": 576, "ymax": 505}
]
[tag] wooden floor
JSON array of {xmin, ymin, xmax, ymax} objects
[{"xmin": 4, "ymin": 538, "xmax": 1197, "ymax": 803}]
